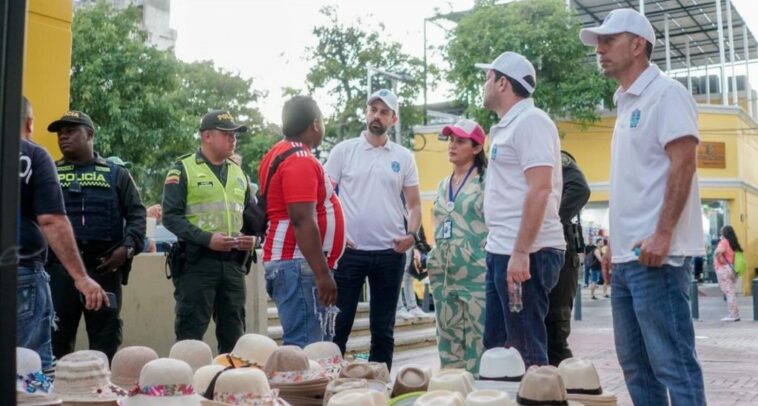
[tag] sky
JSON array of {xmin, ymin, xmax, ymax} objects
[{"xmin": 170, "ymin": 0, "xmax": 758, "ymax": 124}]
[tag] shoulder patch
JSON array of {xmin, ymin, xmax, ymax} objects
[{"xmin": 167, "ymin": 168, "xmax": 181, "ymax": 178}]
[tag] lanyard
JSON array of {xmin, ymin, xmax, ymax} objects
[{"xmin": 448, "ymin": 164, "xmax": 476, "ymax": 205}]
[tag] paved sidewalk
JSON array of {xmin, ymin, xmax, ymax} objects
[{"xmin": 394, "ymin": 284, "xmax": 758, "ymax": 406}]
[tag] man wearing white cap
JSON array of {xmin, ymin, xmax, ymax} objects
[
  {"xmin": 325, "ymin": 89, "xmax": 422, "ymax": 369},
  {"xmin": 580, "ymin": 8, "xmax": 706, "ymax": 405},
  {"xmin": 476, "ymin": 51, "xmax": 565, "ymax": 368}
]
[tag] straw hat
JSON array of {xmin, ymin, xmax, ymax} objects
[
  {"xmin": 516, "ymin": 366, "xmax": 582, "ymax": 406},
  {"xmin": 264, "ymin": 346, "xmax": 329, "ymax": 405},
  {"xmin": 211, "ymin": 368, "xmax": 285, "ymax": 405},
  {"xmin": 414, "ymin": 390, "xmax": 465, "ymax": 406},
  {"xmin": 339, "ymin": 361, "xmax": 390, "ymax": 383},
  {"xmin": 77, "ymin": 351, "xmax": 109, "ymax": 367},
  {"xmin": 557, "ymin": 358, "xmax": 617, "ymax": 406},
  {"xmin": 326, "ymin": 388, "xmax": 387, "ymax": 406},
  {"xmin": 478, "ymin": 348, "xmax": 525, "ymax": 382},
  {"xmin": 465, "ymin": 389, "xmax": 516, "ymax": 406},
  {"xmin": 229, "ymin": 334, "xmax": 278, "ymax": 368},
  {"xmin": 16, "ymin": 347, "xmax": 62, "ymax": 406},
  {"xmin": 120, "ymin": 358, "xmax": 206, "ymax": 406},
  {"xmin": 428, "ymin": 370, "xmax": 476, "ymax": 397},
  {"xmin": 194, "ymin": 365, "xmax": 227, "ymax": 396},
  {"xmin": 50, "ymin": 352, "xmax": 126, "ymax": 403},
  {"xmin": 170, "ymin": 340, "xmax": 213, "ymax": 372},
  {"xmin": 303, "ymin": 342, "xmax": 345, "ymax": 378},
  {"xmin": 111, "ymin": 347, "xmax": 159, "ymax": 390},
  {"xmin": 391, "ymin": 365, "xmax": 431, "ymax": 397}
]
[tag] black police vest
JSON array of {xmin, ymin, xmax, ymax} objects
[{"xmin": 56, "ymin": 159, "xmax": 124, "ymax": 245}]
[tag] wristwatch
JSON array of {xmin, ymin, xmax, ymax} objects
[
  {"xmin": 125, "ymin": 246, "xmax": 135, "ymax": 259},
  {"xmin": 406, "ymin": 231, "xmax": 419, "ymax": 243}
]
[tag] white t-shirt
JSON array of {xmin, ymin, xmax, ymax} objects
[
  {"xmin": 325, "ymin": 132, "xmax": 419, "ymax": 251},
  {"xmin": 484, "ymin": 98, "xmax": 566, "ymax": 255},
  {"xmin": 609, "ymin": 65, "xmax": 705, "ymax": 264}
]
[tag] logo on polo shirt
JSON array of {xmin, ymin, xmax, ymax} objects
[
  {"xmin": 391, "ymin": 161, "xmax": 400, "ymax": 173},
  {"xmin": 492, "ymin": 145, "xmax": 498, "ymax": 160},
  {"xmin": 630, "ymin": 109, "xmax": 641, "ymax": 128}
]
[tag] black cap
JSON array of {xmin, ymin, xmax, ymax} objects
[
  {"xmin": 47, "ymin": 111, "xmax": 95, "ymax": 133},
  {"xmin": 199, "ymin": 110, "xmax": 248, "ymax": 133}
]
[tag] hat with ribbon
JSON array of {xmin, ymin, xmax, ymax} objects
[
  {"xmin": 50, "ymin": 352, "xmax": 127, "ymax": 403},
  {"xmin": 16, "ymin": 347, "xmax": 61, "ymax": 406},
  {"xmin": 557, "ymin": 358, "xmax": 617, "ymax": 406},
  {"xmin": 120, "ymin": 358, "xmax": 206, "ymax": 406},
  {"xmin": 516, "ymin": 365, "xmax": 583, "ymax": 406}
]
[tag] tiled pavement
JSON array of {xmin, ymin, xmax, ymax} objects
[{"xmin": 393, "ymin": 285, "xmax": 758, "ymax": 406}]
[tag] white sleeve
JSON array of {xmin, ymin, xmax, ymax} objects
[
  {"xmin": 403, "ymin": 150, "xmax": 420, "ymax": 187},
  {"xmin": 324, "ymin": 143, "xmax": 344, "ymax": 185},
  {"xmin": 513, "ymin": 115, "xmax": 558, "ymax": 172},
  {"xmin": 657, "ymin": 84, "xmax": 700, "ymax": 147}
]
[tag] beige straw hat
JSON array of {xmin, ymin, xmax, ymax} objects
[
  {"xmin": 170, "ymin": 340, "xmax": 213, "ymax": 372},
  {"xmin": 111, "ymin": 346, "xmax": 159, "ymax": 390},
  {"xmin": 50, "ymin": 352, "xmax": 126, "ymax": 403}
]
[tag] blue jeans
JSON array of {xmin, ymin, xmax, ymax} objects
[
  {"xmin": 265, "ymin": 258, "xmax": 330, "ymax": 347},
  {"xmin": 612, "ymin": 259, "xmax": 705, "ymax": 406},
  {"xmin": 332, "ymin": 248, "xmax": 405, "ymax": 370},
  {"xmin": 483, "ymin": 248, "xmax": 564, "ymax": 368},
  {"xmin": 17, "ymin": 266, "xmax": 54, "ymax": 369}
]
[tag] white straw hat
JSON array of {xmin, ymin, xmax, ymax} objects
[
  {"xmin": 558, "ymin": 358, "xmax": 617, "ymax": 406},
  {"xmin": 170, "ymin": 340, "xmax": 213, "ymax": 372},
  {"xmin": 50, "ymin": 352, "xmax": 126, "ymax": 403},
  {"xmin": 229, "ymin": 334, "xmax": 278, "ymax": 368},
  {"xmin": 16, "ymin": 347, "xmax": 62, "ymax": 406},
  {"xmin": 120, "ymin": 358, "xmax": 206, "ymax": 406},
  {"xmin": 516, "ymin": 366, "xmax": 582, "ymax": 406},
  {"xmin": 465, "ymin": 389, "xmax": 516, "ymax": 406},
  {"xmin": 429, "ymin": 369, "xmax": 476, "ymax": 397},
  {"xmin": 414, "ymin": 390, "xmax": 465, "ymax": 406},
  {"xmin": 212, "ymin": 368, "xmax": 283, "ymax": 405},
  {"xmin": 193, "ymin": 365, "xmax": 227, "ymax": 396},
  {"xmin": 327, "ymin": 388, "xmax": 387, "ymax": 406},
  {"xmin": 479, "ymin": 348, "xmax": 525, "ymax": 382}
]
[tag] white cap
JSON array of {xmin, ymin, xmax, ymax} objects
[
  {"xmin": 367, "ymin": 89, "xmax": 399, "ymax": 113},
  {"xmin": 580, "ymin": 8, "xmax": 656, "ymax": 46},
  {"xmin": 475, "ymin": 52, "xmax": 536, "ymax": 95}
]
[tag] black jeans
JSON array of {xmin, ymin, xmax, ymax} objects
[
  {"xmin": 546, "ymin": 250, "xmax": 580, "ymax": 366},
  {"xmin": 49, "ymin": 263, "xmax": 123, "ymax": 361},
  {"xmin": 332, "ymin": 248, "xmax": 405, "ymax": 370}
]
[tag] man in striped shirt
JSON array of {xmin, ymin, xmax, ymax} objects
[{"xmin": 259, "ymin": 96, "xmax": 346, "ymax": 347}]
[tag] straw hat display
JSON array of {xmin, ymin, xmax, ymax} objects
[
  {"xmin": 391, "ymin": 365, "xmax": 431, "ymax": 397},
  {"xmin": 120, "ymin": 358, "xmax": 207, "ymax": 406},
  {"xmin": 111, "ymin": 347, "xmax": 159, "ymax": 391},
  {"xmin": 326, "ymin": 388, "xmax": 387, "ymax": 406},
  {"xmin": 264, "ymin": 346, "xmax": 329, "ymax": 406},
  {"xmin": 516, "ymin": 366, "xmax": 583, "ymax": 406},
  {"xmin": 170, "ymin": 340, "xmax": 214, "ymax": 372},
  {"xmin": 413, "ymin": 390, "xmax": 465, "ymax": 406},
  {"xmin": 557, "ymin": 358, "xmax": 617, "ymax": 406},
  {"xmin": 216, "ymin": 335, "xmax": 278, "ymax": 368},
  {"xmin": 50, "ymin": 351, "xmax": 127, "ymax": 404},
  {"xmin": 428, "ymin": 369, "xmax": 476, "ymax": 397},
  {"xmin": 465, "ymin": 389, "xmax": 516, "ymax": 406},
  {"xmin": 16, "ymin": 347, "xmax": 62, "ymax": 406}
]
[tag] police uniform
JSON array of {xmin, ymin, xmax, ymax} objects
[
  {"xmin": 162, "ymin": 110, "xmax": 254, "ymax": 354},
  {"xmin": 545, "ymin": 151, "xmax": 590, "ymax": 366},
  {"xmin": 46, "ymin": 111, "xmax": 146, "ymax": 361}
]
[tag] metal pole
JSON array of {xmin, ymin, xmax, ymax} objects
[
  {"xmin": 574, "ymin": 282, "xmax": 582, "ymax": 321},
  {"xmin": 686, "ymin": 41, "xmax": 692, "ymax": 93},
  {"xmin": 716, "ymin": 0, "xmax": 729, "ymax": 106},
  {"xmin": 665, "ymin": 13, "xmax": 671, "ymax": 74},
  {"xmin": 423, "ymin": 19, "xmax": 428, "ymax": 125},
  {"xmin": 639, "ymin": 0, "xmax": 645, "ymax": 15},
  {"xmin": 744, "ymin": 25, "xmax": 753, "ymax": 118},
  {"xmin": 726, "ymin": 0, "xmax": 738, "ymax": 105},
  {"xmin": 690, "ymin": 280, "xmax": 699, "ymax": 320},
  {"xmin": 753, "ymin": 277, "xmax": 758, "ymax": 321},
  {"xmin": 706, "ymin": 63, "xmax": 711, "ymax": 104}
]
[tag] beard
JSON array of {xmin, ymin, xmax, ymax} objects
[{"xmin": 367, "ymin": 119, "xmax": 388, "ymax": 136}]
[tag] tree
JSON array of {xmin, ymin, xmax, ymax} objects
[
  {"xmin": 70, "ymin": 1, "xmax": 275, "ymax": 202},
  {"xmin": 446, "ymin": 0, "xmax": 615, "ymax": 129},
  {"xmin": 305, "ymin": 6, "xmax": 434, "ymax": 149}
]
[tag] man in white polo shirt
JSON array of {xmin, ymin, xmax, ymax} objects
[
  {"xmin": 477, "ymin": 51, "xmax": 565, "ymax": 369},
  {"xmin": 581, "ymin": 8, "xmax": 706, "ymax": 405},
  {"xmin": 325, "ymin": 89, "xmax": 422, "ymax": 369}
]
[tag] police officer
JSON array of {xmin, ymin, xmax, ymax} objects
[
  {"xmin": 47, "ymin": 110, "xmax": 146, "ymax": 361},
  {"xmin": 545, "ymin": 150, "xmax": 590, "ymax": 366},
  {"xmin": 162, "ymin": 110, "xmax": 256, "ymax": 354}
]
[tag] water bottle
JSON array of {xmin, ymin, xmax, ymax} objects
[{"xmin": 509, "ymin": 282, "xmax": 523, "ymax": 313}]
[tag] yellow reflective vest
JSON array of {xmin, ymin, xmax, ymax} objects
[{"xmin": 181, "ymin": 155, "xmax": 247, "ymax": 235}]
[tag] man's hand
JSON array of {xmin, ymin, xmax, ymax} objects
[
  {"xmin": 97, "ymin": 246, "xmax": 128, "ymax": 273},
  {"xmin": 146, "ymin": 204, "xmax": 162, "ymax": 221},
  {"xmin": 235, "ymin": 235, "xmax": 256, "ymax": 251},
  {"xmin": 346, "ymin": 240, "xmax": 357, "ymax": 249},
  {"xmin": 209, "ymin": 233, "xmax": 236, "ymax": 252},
  {"xmin": 633, "ymin": 231, "xmax": 672, "ymax": 268},
  {"xmin": 602, "ymin": 244, "xmax": 612, "ymax": 276},
  {"xmin": 506, "ymin": 251, "xmax": 531, "ymax": 292},
  {"xmin": 315, "ymin": 273, "xmax": 338, "ymax": 306},
  {"xmin": 74, "ymin": 276, "xmax": 108, "ymax": 310},
  {"xmin": 393, "ymin": 234, "xmax": 415, "ymax": 253}
]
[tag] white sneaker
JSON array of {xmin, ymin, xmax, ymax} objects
[
  {"xmin": 721, "ymin": 316, "xmax": 741, "ymax": 322},
  {"xmin": 409, "ymin": 307, "xmax": 429, "ymax": 318},
  {"xmin": 396, "ymin": 308, "xmax": 414, "ymax": 320}
]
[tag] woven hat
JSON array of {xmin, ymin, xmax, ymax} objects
[
  {"xmin": 324, "ymin": 378, "xmax": 388, "ymax": 404},
  {"xmin": 264, "ymin": 346, "xmax": 328, "ymax": 384},
  {"xmin": 479, "ymin": 348, "xmax": 525, "ymax": 382},
  {"xmin": 16, "ymin": 347, "xmax": 61, "ymax": 406},
  {"xmin": 111, "ymin": 347, "xmax": 159, "ymax": 390},
  {"xmin": 120, "ymin": 358, "xmax": 206, "ymax": 406},
  {"xmin": 465, "ymin": 389, "xmax": 516, "ymax": 406},
  {"xmin": 327, "ymin": 388, "xmax": 387, "ymax": 406},
  {"xmin": 229, "ymin": 334, "xmax": 278, "ymax": 368},
  {"xmin": 303, "ymin": 341, "xmax": 345, "ymax": 378},
  {"xmin": 194, "ymin": 365, "xmax": 227, "ymax": 395},
  {"xmin": 170, "ymin": 340, "xmax": 213, "ymax": 372},
  {"xmin": 558, "ymin": 358, "xmax": 617, "ymax": 406},
  {"xmin": 339, "ymin": 361, "xmax": 390, "ymax": 383},
  {"xmin": 391, "ymin": 365, "xmax": 431, "ymax": 397},
  {"xmin": 50, "ymin": 352, "xmax": 126, "ymax": 403},
  {"xmin": 516, "ymin": 366, "xmax": 582, "ymax": 406},
  {"xmin": 212, "ymin": 368, "xmax": 285, "ymax": 405},
  {"xmin": 414, "ymin": 390, "xmax": 465, "ymax": 406},
  {"xmin": 429, "ymin": 370, "xmax": 476, "ymax": 397}
]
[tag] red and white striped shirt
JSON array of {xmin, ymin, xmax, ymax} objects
[{"xmin": 259, "ymin": 140, "xmax": 346, "ymax": 268}]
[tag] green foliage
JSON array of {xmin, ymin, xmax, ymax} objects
[
  {"xmin": 446, "ymin": 0, "xmax": 615, "ymax": 129},
  {"xmin": 305, "ymin": 6, "xmax": 435, "ymax": 148},
  {"xmin": 69, "ymin": 1, "xmax": 276, "ymax": 203}
]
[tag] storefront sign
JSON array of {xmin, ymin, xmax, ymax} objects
[{"xmin": 698, "ymin": 142, "xmax": 726, "ymax": 169}]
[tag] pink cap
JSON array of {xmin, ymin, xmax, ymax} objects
[{"xmin": 441, "ymin": 119, "xmax": 486, "ymax": 145}]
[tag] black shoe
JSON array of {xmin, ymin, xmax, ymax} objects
[
  {"xmin": 591, "ymin": 296, "xmax": 598, "ymax": 300},
  {"xmin": 604, "ymin": 294, "xmax": 610, "ymax": 298}
]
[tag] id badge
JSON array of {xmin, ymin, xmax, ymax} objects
[{"xmin": 442, "ymin": 220, "xmax": 452, "ymax": 239}]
